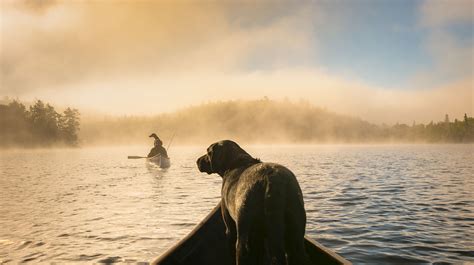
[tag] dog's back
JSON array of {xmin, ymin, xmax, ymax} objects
[{"xmin": 223, "ymin": 162, "xmax": 308, "ymax": 265}]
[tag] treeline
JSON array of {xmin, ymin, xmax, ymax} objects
[
  {"xmin": 0, "ymin": 100, "xmax": 80, "ymax": 147},
  {"xmin": 80, "ymin": 98, "xmax": 474, "ymax": 145},
  {"xmin": 387, "ymin": 114, "xmax": 474, "ymax": 143}
]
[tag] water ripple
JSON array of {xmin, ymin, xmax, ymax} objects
[{"xmin": 1, "ymin": 144, "xmax": 473, "ymax": 264}]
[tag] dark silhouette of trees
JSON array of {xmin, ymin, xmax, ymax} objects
[
  {"xmin": 60, "ymin": 107, "xmax": 81, "ymax": 146},
  {"xmin": 0, "ymin": 100, "xmax": 31, "ymax": 146},
  {"xmin": 414, "ymin": 113, "xmax": 473, "ymax": 143},
  {"xmin": 0, "ymin": 100, "xmax": 80, "ymax": 147},
  {"xmin": 29, "ymin": 100, "xmax": 61, "ymax": 145}
]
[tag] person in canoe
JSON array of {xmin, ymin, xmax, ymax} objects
[{"xmin": 148, "ymin": 133, "xmax": 169, "ymax": 158}]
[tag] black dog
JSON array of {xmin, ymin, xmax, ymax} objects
[{"xmin": 197, "ymin": 140, "xmax": 309, "ymax": 265}]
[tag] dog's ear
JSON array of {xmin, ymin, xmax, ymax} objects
[
  {"xmin": 208, "ymin": 142, "xmax": 227, "ymax": 174},
  {"xmin": 226, "ymin": 143, "xmax": 257, "ymax": 169}
]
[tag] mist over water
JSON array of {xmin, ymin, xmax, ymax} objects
[
  {"xmin": 1, "ymin": 144, "xmax": 473, "ymax": 264},
  {"xmin": 2, "ymin": 98, "xmax": 473, "ymax": 149},
  {"xmin": 78, "ymin": 99, "xmax": 474, "ymax": 146}
]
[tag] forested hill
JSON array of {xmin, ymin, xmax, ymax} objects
[
  {"xmin": 80, "ymin": 98, "xmax": 474, "ymax": 145},
  {"xmin": 2, "ymin": 98, "xmax": 472, "ymax": 147},
  {"xmin": 0, "ymin": 100, "xmax": 80, "ymax": 148}
]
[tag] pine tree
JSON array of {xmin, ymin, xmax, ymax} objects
[{"xmin": 60, "ymin": 107, "xmax": 80, "ymax": 146}]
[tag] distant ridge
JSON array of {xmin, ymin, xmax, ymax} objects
[{"xmin": 79, "ymin": 98, "xmax": 474, "ymax": 145}]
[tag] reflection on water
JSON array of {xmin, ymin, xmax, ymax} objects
[{"xmin": 0, "ymin": 144, "xmax": 473, "ymax": 264}]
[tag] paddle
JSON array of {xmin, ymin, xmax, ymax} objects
[{"xmin": 127, "ymin": 156, "xmax": 148, "ymax": 159}]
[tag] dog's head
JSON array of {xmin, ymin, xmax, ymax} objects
[{"xmin": 196, "ymin": 140, "xmax": 259, "ymax": 176}]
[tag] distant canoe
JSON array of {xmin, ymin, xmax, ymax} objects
[
  {"xmin": 152, "ymin": 202, "xmax": 351, "ymax": 265},
  {"xmin": 147, "ymin": 154, "xmax": 171, "ymax": 168}
]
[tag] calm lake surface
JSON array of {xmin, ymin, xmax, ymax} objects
[{"xmin": 1, "ymin": 144, "xmax": 473, "ymax": 264}]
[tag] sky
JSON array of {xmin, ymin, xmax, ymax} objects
[{"xmin": 0, "ymin": 0, "xmax": 473, "ymax": 124}]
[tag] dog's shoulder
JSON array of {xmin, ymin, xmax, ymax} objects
[{"xmin": 245, "ymin": 162, "xmax": 293, "ymax": 175}]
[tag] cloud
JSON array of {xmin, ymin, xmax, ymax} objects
[
  {"xmin": 0, "ymin": 1, "xmax": 314, "ymax": 94},
  {"xmin": 415, "ymin": 0, "xmax": 473, "ymax": 85},
  {"xmin": 39, "ymin": 67, "xmax": 472, "ymax": 124},
  {"xmin": 419, "ymin": 0, "xmax": 473, "ymax": 27}
]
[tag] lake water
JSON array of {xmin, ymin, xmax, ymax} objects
[{"xmin": 1, "ymin": 144, "xmax": 473, "ymax": 264}]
